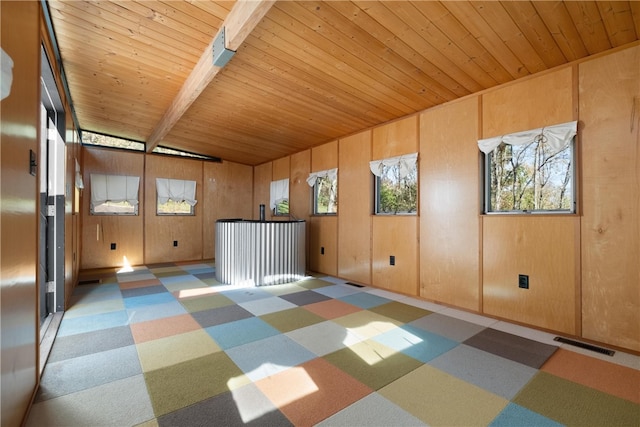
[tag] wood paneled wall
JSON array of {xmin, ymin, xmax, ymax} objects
[
  {"xmin": 481, "ymin": 66, "xmax": 580, "ymax": 335},
  {"xmin": 82, "ymin": 147, "xmax": 253, "ymax": 268},
  {"xmin": 144, "ymin": 156, "xmax": 203, "ymax": 264},
  {"xmin": 0, "ymin": 3, "xmax": 40, "ymax": 425},
  {"xmin": 482, "ymin": 67, "xmax": 576, "ymax": 137},
  {"xmin": 253, "ymin": 162, "xmax": 272, "ymax": 220},
  {"xmin": 202, "ymin": 161, "xmax": 254, "ymax": 259},
  {"xmin": 289, "ymin": 150, "xmax": 311, "ymax": 221},
  {"xmin": 419, "ymin": 98, "xmax": 480, "ymax": 311},
  {"xmin": 259, "ymin": 44, "xmax": 640, "ymax": 352},
  {"xmin": 580, "ymin": 45, "xmax": 639, "ymax": 351},
  {"xmin": 372, "ymin": 116, "xmax": 419, "ymax": 295},
  {"xmin": 81, "ymin": 148, "xmax": 145, "ymax": 269},
  {"xmin": 338, "ymin": 131, "xmax": 372, "ymax": 284},
  {"xmin": 309, "ymin": 141, "xmax": 338, "ymax": 275},
  {"xmin": 483, "ymin": 216, "xmax": 579, "ymax": 334}
]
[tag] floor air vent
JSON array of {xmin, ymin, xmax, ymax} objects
[
  {"xmin": 345, "ymin": 282, "xmax": 364, "ymax": 288},
  {"xmin": 554, "ymin": 337, "xmax": 615, "ymax": 356}
]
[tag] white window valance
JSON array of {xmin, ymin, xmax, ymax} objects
[
  {"xmin": 307, "ymin": 168, "xmax": 338, "ymax": 187},
  {"xmin": 477, "ymin": 121, "xmax": 577, "ymax": 155},
  {"xmin": 156, "ymin": 178, "xmax": 197, "ymax": 206},
  {"xmin": 91, "ymin": 174, "xmax": 139, "ymax": 209},
  {"xmin": 369, "ymin": 152, "xmax": 418, "ymax": 178},
  {"xmin": 270, "ymin": 178, "xmax": 289, "ymax": 210}
]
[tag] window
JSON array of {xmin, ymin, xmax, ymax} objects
[
  {"xmin": 371, "ymin": 153, "xmax": 418, "ymax": 215},
  {"xmin": 479, "ymin": 121, "xmax": 577, "ymax": 213},
  {"xmin": 90, "ymin": 174, "xmax": 140, "ymax": 215},
  {"xmin": 270, "ymin": 178, "xmax": 289, "ymax": 215},
  {"xmin": 307, "ymin": 168, "xmax": 337, "ymax": 214},
  {"xmin": 156, "ymin": 178, "xmax": 197, "ymax": 215}
]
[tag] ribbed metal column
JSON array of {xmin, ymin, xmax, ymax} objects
[{"xmin": 215, "ymin": 220, "xmax": 305, "ymax": 286}]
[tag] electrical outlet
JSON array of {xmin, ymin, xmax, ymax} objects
[
  {"xmin": 390, "ymin": 255, "xmax": 395, "ymax": 266},
  {"xmin": 173, "ymin": 240, "xmax": 178, "ymax": 247},
  {"xmin": 110, "ymin": 243, "xmax": 116, "ymax": 250},
  {"xmin": 518, "ymin": 274, "xmax": 529, "ymax": 289},
  {"xmin": 320, "ymin": 246, "xmax": 325, "ymax": 255}
]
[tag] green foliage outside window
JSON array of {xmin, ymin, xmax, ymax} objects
[
  {"xmin": 275, "ymin": 199, "xmax": 289, "ymax": 215},
  {"xmin": 157, "ymin": 199, "xmax": 193, "ymax": 215},
  {"xmin": 376, "ymin": 165, "xmax": 417, "ymax": 214},
  {"xmin": 488, "ymin": 140, "xmax": 574, "ymax": 212}
]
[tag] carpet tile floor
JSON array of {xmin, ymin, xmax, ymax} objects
[{"xmin": 27, "ymin": 262, "xmax": 640, "ymax": 427}]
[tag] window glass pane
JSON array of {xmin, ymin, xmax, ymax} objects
[
  {"xmin": 157, "ymin": 200, "xmax": 194, "ymax": 215},
  {"xmin": 274, "ymin": 199, "xmax": 289, "ymax": 215},
  {"xmin": 92, "ymin": 200, "xmax": 137, "ymax": 215},
  {"xmin": 314, "ymin": 176, "xmax": 337, "ymax": 214},
  {"xmin": 487, "ymin": 140, "xmax": 574, "ymax": 212},
  {"xmin": 375, "ymin": 163, "xmax": 417, "ymax": 214}
]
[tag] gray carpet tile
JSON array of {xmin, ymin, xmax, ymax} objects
[
  {"xmin": 36, "ymin": 344, "xmax": 142, "ymax": 401},
  {"xmin": 429, "ymin": 344, "xmax": 538, "ymax": 399},
  {"xmin": 158, "ymin": 386, "xmax": 293, "ymax": 427},
  {"xmin": 409, "ymin": 312, "xmax": 487, "ymax": 342},
  {"xmin": 47, "ymin": 325, "xmax": 134, "ymax": 363},
  {"xmin": 316, "ymin": 392, "xmax": 426, "ymax": 427},
  {"xmin": 463, "ymin": 328, "xmax": 558, "ymax": 369},
  {"xmin": 26, "ymin": 374, "xmax": 154, "ymax": 427},
  {"xmin": 191, "ymin": 304, "xmax": 255, "ymax": 328},
  {"xmin": 278, "ymin": 289, "xmax": 333, "ymax": 306},
  {"xmin": 121, "ymin": 284, "xmax": 168, "ymax": 298}
]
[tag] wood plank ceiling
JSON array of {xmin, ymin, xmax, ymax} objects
[{"xmin": 48, "ymin": 1, "xmax": 639, "ymax": 166}]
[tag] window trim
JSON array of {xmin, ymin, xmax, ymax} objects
[
  {"xmin": 371, "ymin": 153, "xmax": 418, "ymax": 215},
  {"xmin": 156, "ymin": 178, "xmax": 197, "ymax": 216},
  {"xmin": 90, "ymin": 174, "xmax": 140, "ymax": 216},
  {"xmin": 481, "ymin": 126, "xmax": 577, "ymax": 215}
]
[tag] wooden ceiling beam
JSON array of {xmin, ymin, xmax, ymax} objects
[{"xmin": 145, "ymin": 0, "xmax": 276, "ymax": 152}]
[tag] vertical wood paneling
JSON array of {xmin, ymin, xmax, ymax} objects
[
  {"xmin": 203, "ymin": 161, "xmax": 254, "ymax": 259},
  {"xmin": 372, "ymin": 115, "xmax": 418, "ymax": 159},
  {"xmin": 372, "ymin": 217, "xmax": 418, "ymax": 295},
  {"xmin": 289, "ymin": 149, "xmax": 311, "ymax": 220},
  {"xmin": 144, "ymin": 155, "xmax": 203, "ymax": 264},
  {"xmin": 372, "ymin": 116, "xmax": 419, "ymax": 295},
  {"xmin": 419, "ymin": 98, "xmax": 480, "ymax": 310},
  {"xmin": 253, "ymin": 162, "xmax": 272, "ymax": 220},
  {"xmin": 338, "ymin": 130, "xmax": 372, "ymax": 284},
  {"xmin": 0, "ymin": 2, "xmax": 40, "ymax": 425},
  {"xmin": 311, "ymin": 140, "xmax": 338, "ymax": 172},
  {"xmin": 309, "ymin": 215, "xmax": 338, "ymax": 276},
  {"xmin": 272, "ymin": 156, "xmax": 290, "ymax": 181},
  {"xmin": 308, "ymin": 141, "xmax": 338, "ymax": 275},
  {"xmin": 290, "ymin": 150, "xmax": 311, "ymax": 268},
  {"xmin": 81, "ymin": 148, "xmax": 145, "ymax": 269},
  {"xmin": 482, "ymin": 67, "xmax": 575, "ymax": 137},
  {"xmin": 483, "ymin": 216, "xmax": 578, "ymax": 335},
  {"xmin": 580, "ymin": 44, "xmax": 640, "ymax": 351}
]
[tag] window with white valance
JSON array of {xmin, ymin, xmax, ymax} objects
[
  {"xmin": 369, "ymin": 152, "xmax": 418, "ymax": 178},
  {"xmin": 371, "ymin": 153, "xmax": 418, "ymax": 215},
  {"xmin": 307, "ymin": 168, "xmax": 338, "ymax": 214},
  {"xmin": 270, "ymin": 178, "xmax": 289, "ymax": 215},
  {"xmin": 480, "ymin": 121, "xmax": 577, "ymax": 213},
  {"xmin": 156, "ymin": 178, "xmax": 197, "ymax": 215},
  {"xmin": 477, "ymin": 121, "xmax": 577, "ymax": 155},
  {"xmin": 90, "ymin": 174, "xmax": 140, "ymax": 215}
]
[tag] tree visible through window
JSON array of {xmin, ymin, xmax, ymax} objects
[
  {"xmin": 487, "ymin": 139, "xmax": 574, "ymax": 212},
  {"xmin": 314, "ymin": 175, "xmax": 337, "ymax": 214},
  {"xmin": 375, "ymin": 164, "xmax": 417, "ymax": 214}
]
